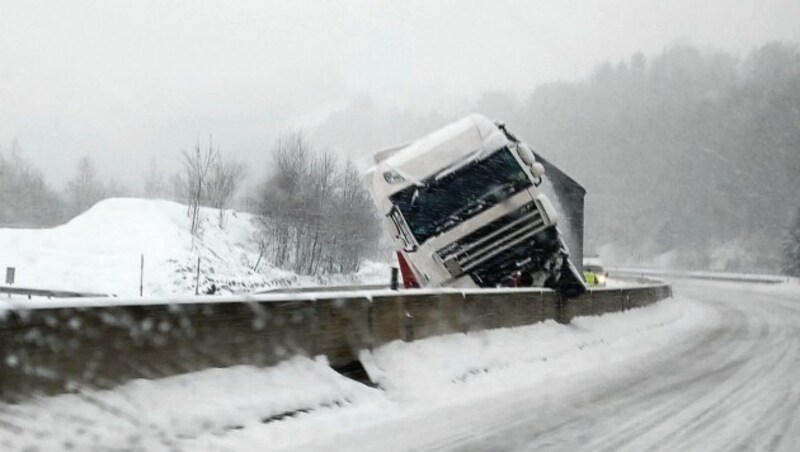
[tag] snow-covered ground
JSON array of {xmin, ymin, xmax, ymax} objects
[
  {"xmin": 5, "ymin": 279, "xmax": 799, "ymax": 451},
  {"xmin": 0, "ymin": 293, "xmax": 713, "ymax": 451},
  {"xmin": 0, "ymin": 198, "xmax": 389, "ymax": 297}
]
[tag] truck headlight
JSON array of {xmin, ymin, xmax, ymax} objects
[{"xmin": 383, "ymin": 170, "xmax": 405, "ymax": 184}]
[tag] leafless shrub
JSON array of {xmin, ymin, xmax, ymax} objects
[
  {"xmin": 180, "ymin": 138, "xmax": 219, "ymax": 239},
  {"xmin": 65, "ymin": 155, "xmax": 107, "ymax": 216},
  {"xmin": 207, "ymin": 157, "xmax": 247, "ymax": 228},
  {"xmin": 255, "ymin": 132, "xmax": 380, "ymax": 275}
]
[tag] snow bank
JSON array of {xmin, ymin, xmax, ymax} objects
[
  {"xmin": 360, "ymin": 296, "xmax": 708, "ymax": 403},
  {"xmin": 0, "ymin": 198, "xmax": 390, "ymax": 297},
  {"xmin": 0, "ymin": 296, "xmax": 714, "ymax": 451},
  {"xmin": 0, "ymin": 357, "xmax": 381, "ymax": 451}
]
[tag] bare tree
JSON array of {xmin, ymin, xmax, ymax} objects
[
  {"xmin": 784, "ymin": 207, "xmax": 800, "ymax": 277},
  {"xmin": 334, "ymin": 160, "xmax": 381, "ymax": 272},
  {"xmin": 255, "ymin": 132, "xmax": 381, "ymax": 275},
  {"xmin": 169, "ymin": 172, "xmax": 185, "ymax": 202},
  {"xmin": 143, "ymin": 157, "xmax": 167, "ymax": 199},
  {"xmin": 256, "ymin": 133, "xmax": 311, "ymax": 268},
  {"xmin": 65, "ymin": 155, "xmax": 106, "ymax": 216},
  {"xmin": 207, "ymin": 157, "xmax": 247, "ymax": 228},
  {"xmin": 181, "ymin": 137, "xmax": 219, "ymax": 239}
]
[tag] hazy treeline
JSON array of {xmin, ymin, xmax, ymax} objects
[
  {"xmin": 0, "ymin": 142, "xmax": 65, "ymax": 227},
  {"xmin": 0, "ymin": 145, "xmax": 125, "ymax": 226},
  {"xmin": 0, "ymin": 134, "xmax": 380, "ymax": 276},
  {"xmin": 518, "ymin": 41, "xmax": 800, "ymax": 271},
  {"xmin": 253, "ymin": 133, "xmax": 381, "ymax": 275},
  {"xmin": 0, "ymin": 139, "xmax": 245, "ymax": 228},
  {"xmin": 785, "ymin": 208, "xmax": 800, "ymax": 277},
  {"xmin": 170, "ymin": 133, "xmax": 381, "ymax": 276}
]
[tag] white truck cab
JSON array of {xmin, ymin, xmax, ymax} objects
[{"xmin": 365, "ymin": 114, "xmax": 586, "ymax": 295}]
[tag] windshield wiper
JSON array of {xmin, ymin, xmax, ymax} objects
[
  {"xmin": 428, "ymin": 182, "xmax": 521, "ymax": 237},
  {"xmin": 486, "ymin": 181, "xmax": 519, "ymax": 199},
  {"xmin": 433, "ymin": 216, "xmax": 459, "ymax": 235}
]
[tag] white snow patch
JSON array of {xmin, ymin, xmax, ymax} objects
[
  {"xmin": 0, "ymin": 198, "xmax": 390, "ymax": 298},
  {"xmin": 0, "ymin": 357, "xmax": 381, "ymax": 451}
]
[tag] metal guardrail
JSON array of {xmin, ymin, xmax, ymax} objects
[
  {"xmin": 0, "ymin": 283, "xmax": 671, "ymax": 402},
  {"xmin": 254, "ymin": 284, "xmax": 390, "ymax": 294},
  {"xmin": 610, "ymin": 268, "xmax": 786, "ymax": 284},
  {"xmin": 0, "ymin": 285, "xmax": 111, "ymax": 299}
]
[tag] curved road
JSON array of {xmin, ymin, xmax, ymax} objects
[
  {"xmin": 7, "ymin": 279, "xmax": 796, "ymax": 451},
  {"xmin": 439, "ymin": 279, "xmax": 800, "ymax": 451}
]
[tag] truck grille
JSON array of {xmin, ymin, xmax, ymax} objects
[{"xmin": 436, "ymin": 202, "xmax": 549, "ymax": 278}]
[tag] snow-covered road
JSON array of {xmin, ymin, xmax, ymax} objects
[
  {"xmin": 199, "ymin": 279, "xmax": 800, "ymax": 451},
  {"xmin": 4, "ymin": 279, "xmax": 799, "ymax": 451},
  {"xmin": 423, "ymin": 279, "xmax": 800, "ymax": 451}
]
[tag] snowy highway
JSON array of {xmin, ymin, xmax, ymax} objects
[
  {"xmin": 390, "ymin": 279, "xmax": 800, "ymax": 451},
  {"xmin": 279, "ymin": 278, "xmax": 800, "ymax": 451},
  {"xmin": 4, "ymin": 278, "xmax": 800, "ymax": 451}
]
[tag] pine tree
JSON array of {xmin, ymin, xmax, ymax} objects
[{"xmin": 784, "ymin": 207, "xmax": 800, "ymax": 277}]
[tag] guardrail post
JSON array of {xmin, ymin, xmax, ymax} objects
[
  {"xmin": 462, "ymin": 292, "xmax": 469, "ymax": 333},
  {"xmin": 404, "ymin": 311, "xmax": 414, "ymax": 341},
  {"xmin": 390, "ymin": 267, "xmax": 399, "ymax": 290},
  {"xmin": 195, "ymin": 257, "xmax": 201, "ymax": 295},
  {"xmin": 555, "ymin": 294, "xmax": 567, "ymax": 324},
  {"xmin": 367, "ymin": 300, "xmax": 374, "ymax": 351},
  {"xmin": 139, "ymin": 255, "xmax": 144, "ymax": 297}
]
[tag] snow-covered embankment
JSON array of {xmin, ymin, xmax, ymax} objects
[{"xmin": 0, "ymin": 198, "xmax": 388, "ymax": 297}]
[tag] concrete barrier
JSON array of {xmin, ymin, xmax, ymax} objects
[
  {"xmin": 561, "ymin": 285, "xmax": 666, "ymax": 323},
  {"xmin": 312, "ymin": 296, "xmax": 371, "ymax": 363},
  {"xmin": 0, "ymin": 283, "xmax": 671, "ymax": 402},
  {"xmin": 464, "ymin": 290, "xmax": 554, "ymax": 331}
]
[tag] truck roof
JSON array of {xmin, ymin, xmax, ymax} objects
[{"xmin": 375, "ymin": 114, "xmax": 508, "ymax": 185}]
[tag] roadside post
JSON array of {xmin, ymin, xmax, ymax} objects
[
  {"xmin": 390, "ymin": 267, "xmax": 399, "ymax": 290},
  {"xmin": 195, "ymin": 257, "xmax": 201, "ymax": 295},
  {"xmin": 139, "ymin": 255, "xmax": 144, "ymax": 297},
  {"xmin": 5, "ymin": 267, "xmax": 13, "ymax": 298}
]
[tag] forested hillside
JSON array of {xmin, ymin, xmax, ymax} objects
[{"xmin": 519, "ymin": 42, "xmax": 800, "ymax": 270}]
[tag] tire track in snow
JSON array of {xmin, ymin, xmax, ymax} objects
[
  {"xmin": 598, "ymin": 301, "xmax": 780, "ymax": 451},
  {"xmin": 447, "ymin": 281, "xmax": 800, "ymax": 451}
]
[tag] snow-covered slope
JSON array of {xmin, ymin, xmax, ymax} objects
[{"xmin": 0, "ymin": 198, "xmax": 388, "ymax": 297}]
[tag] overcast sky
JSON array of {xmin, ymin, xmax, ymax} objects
[{"xmin": 1, "ymin": 0, "xmax": 799, "ymax": 187}]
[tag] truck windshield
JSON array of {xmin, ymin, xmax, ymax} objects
[{"xmin": 389, "ymin": 148, "xmax": 532, "ymax": 244}]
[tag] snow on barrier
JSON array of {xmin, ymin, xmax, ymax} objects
[
  {"xmin": 610, "ymin": 267, "xmax": 786, "ymax": 284},
  {"xmin": 0, "ymin": 283, "xmax": 671, "ymax": 402},
  {"xmin": 0, "ymin": 285, "xmax": 110, "ymax": 298}
]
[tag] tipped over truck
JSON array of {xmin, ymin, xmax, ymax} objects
[{"xmin": 364, "ymin": 114, "xmax": 587, "ymax": 297}]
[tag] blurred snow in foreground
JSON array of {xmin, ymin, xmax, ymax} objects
[{"xmin": 0, "ymin": 296, "xmax": 714, "ymax": 451}]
